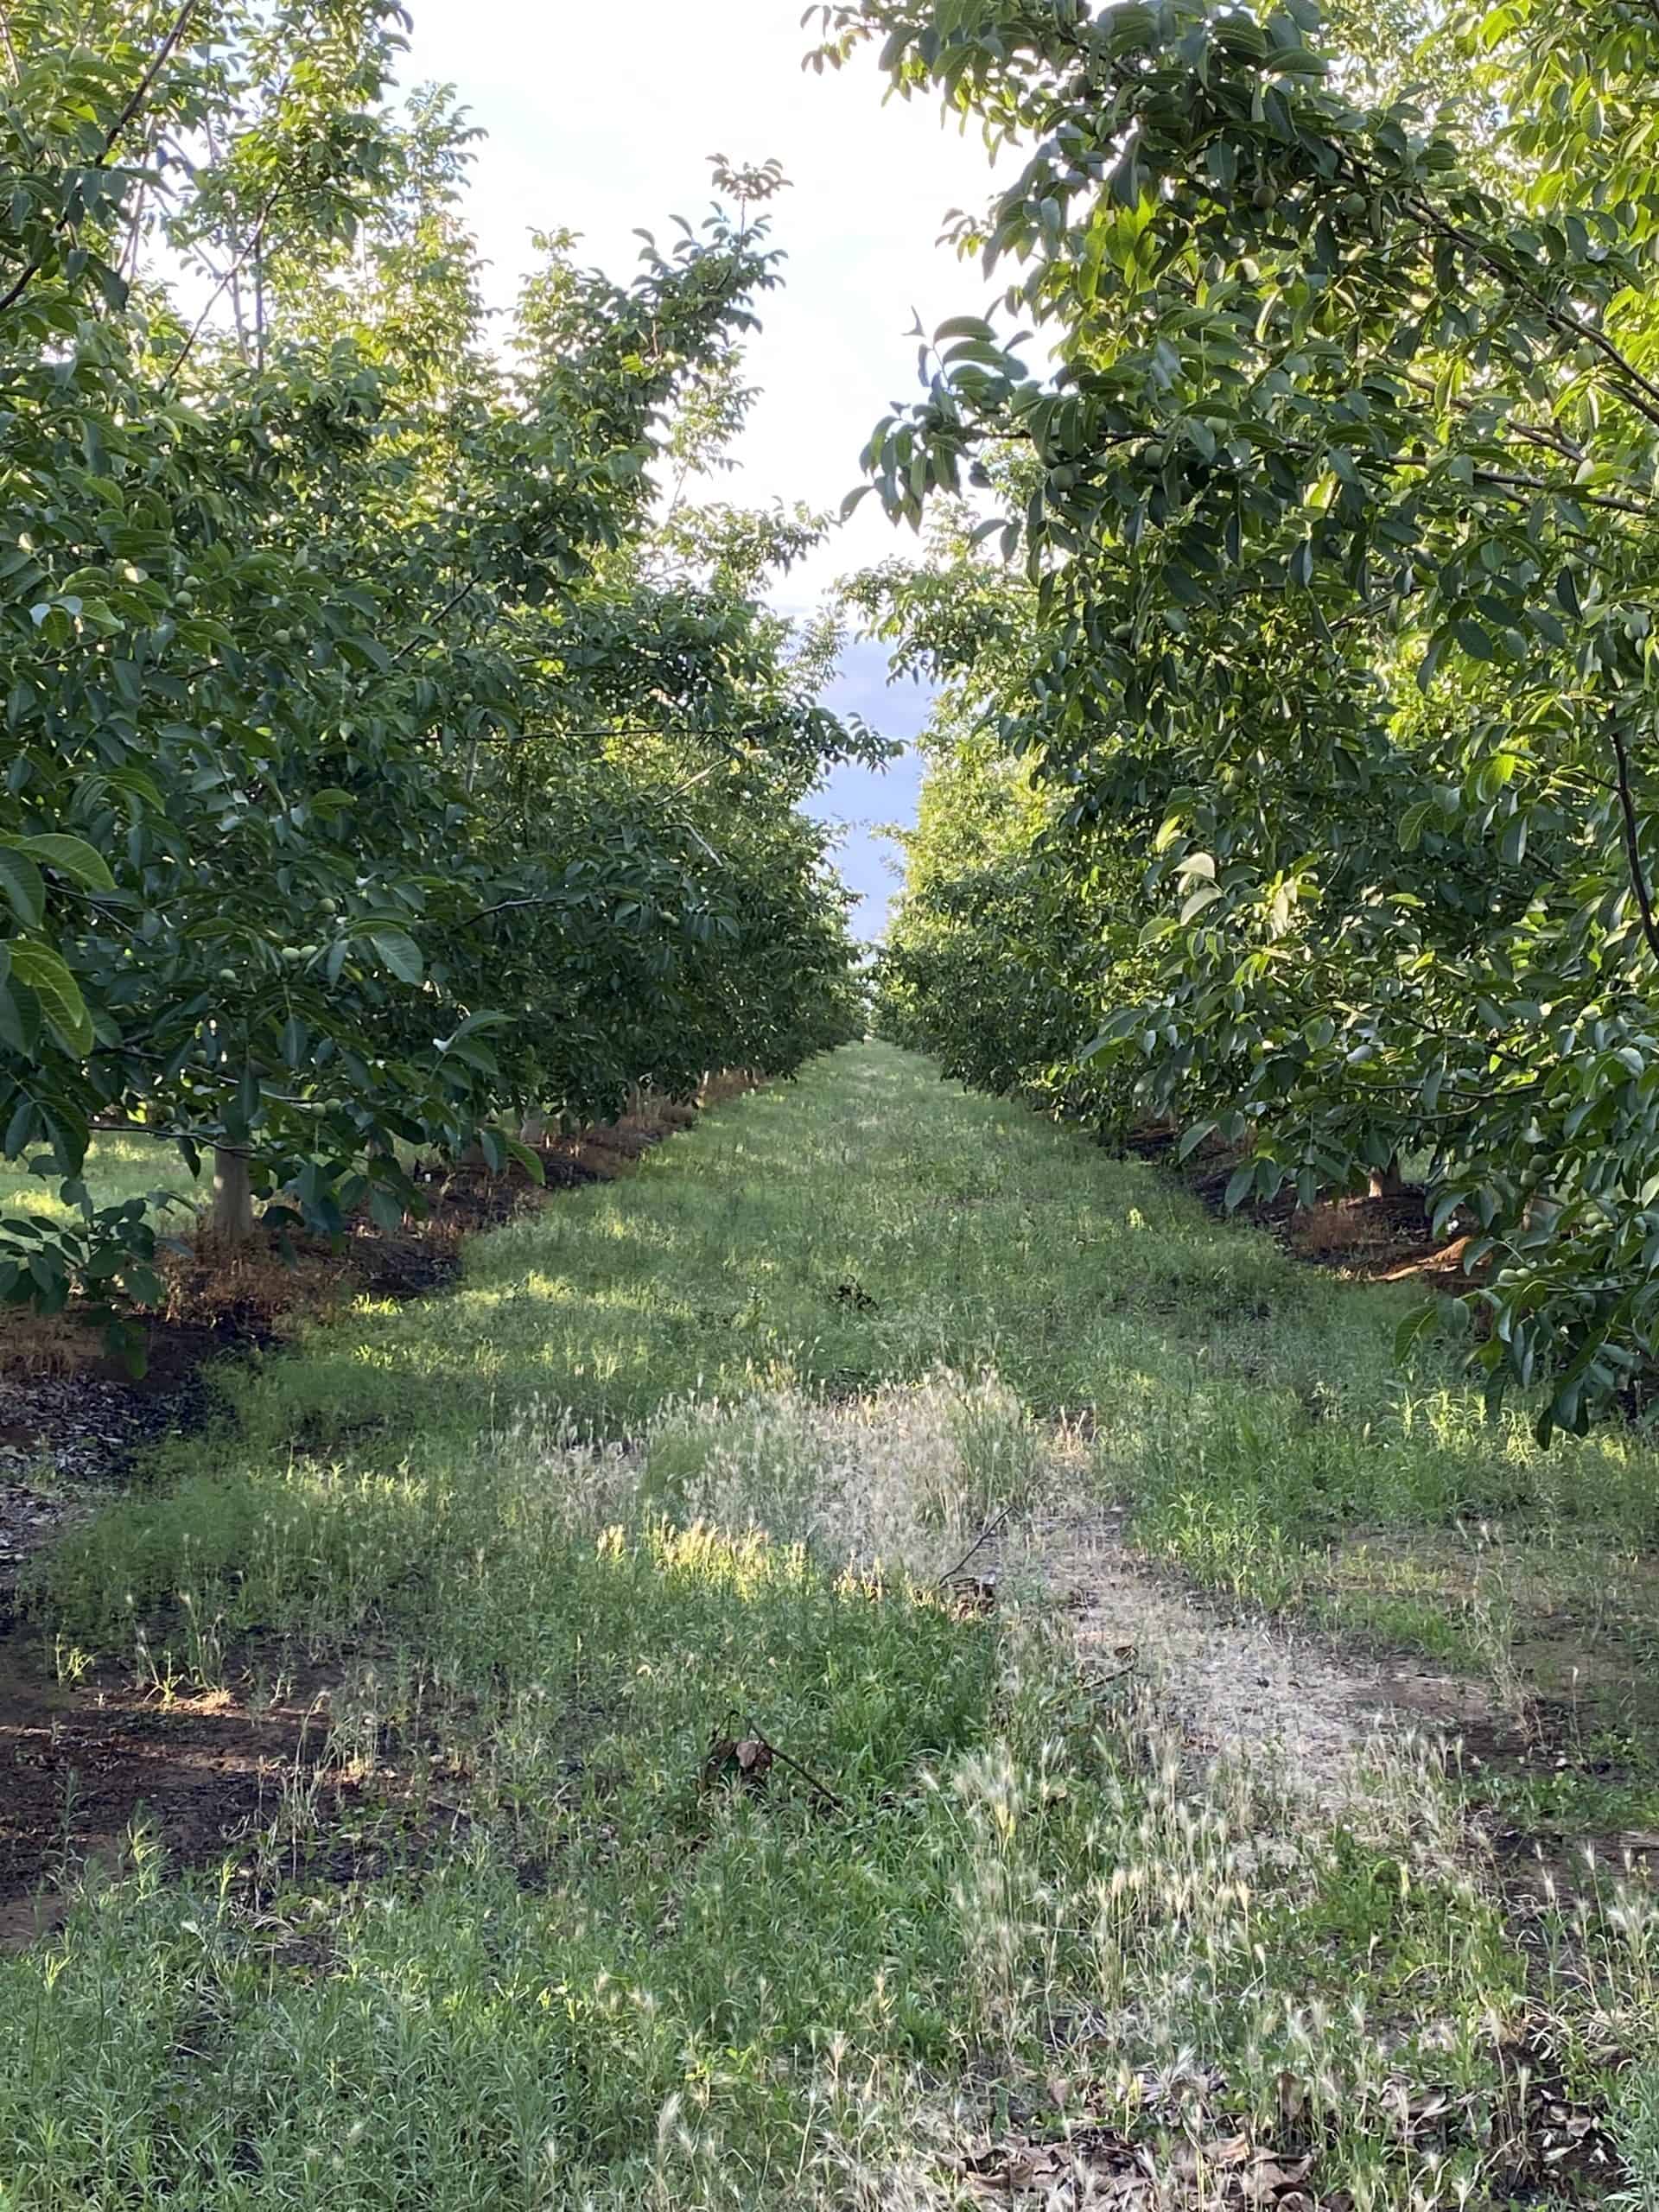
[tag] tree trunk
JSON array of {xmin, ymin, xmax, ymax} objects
[{"xmin": 213, "ymin": 1147, "xmax": 254, "ymax": 1242}]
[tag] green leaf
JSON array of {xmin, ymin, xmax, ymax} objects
[
  {"xmin": 8, "ymin": 834, "xmax": 115, "ymax": 891},
  {"xmin": 444, "ymin": 1033, "xmax": 499, "ymax": 1075},
  {"xmin": 368, "ymin": 1184, "xmax": 405, "ymax": 1232},
  {"xmin": 503, "ymin": 1135, "xmax": 546, "ymax": 1185},
  {"xmin": 0, "ymin": 847, "xmax": 45, "ymax": 928},
  {"xmin": 369, "ymin": 928, "xmax": 423, "ymax": 985},
  {"xmin": 1179, "ymin": 882, "xmax": 1225, "ymax": 923},
  {"xmin": 1176, "ymin": 1120, "xmax": 1217, "ymax": 1162},
  {"xmin": 1223, "ymin": 1161, "xmax": 1257, "ymax": 1211},
  {"xmin": 8, "ymin": 943, "xmax": 93, "ymax": 1054},
  {"xmin": 0, "ymin": 982, "xmax": 29, "ymax": 1057},
  {"xmin": 1430, "ymin": 1190, "xmax": 1467, "ymax": 1239},
  {"xmin": 1394, "ymin": 1302, "xmax": 1440, "ymax": 1364},
  {"xmin": 3, "ymin": 1094, "xmax": 36, "ymax": 1156}
]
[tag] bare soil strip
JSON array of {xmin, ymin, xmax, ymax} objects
[{"xmin": 1005, "ymin": 1508, "xmax": 1502, "ymax": 1810}]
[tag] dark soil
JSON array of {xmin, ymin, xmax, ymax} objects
[
  {"xmin": 0, "ymin": 1348, "xmax": 247, "ymax": 1632},
  {"xmin": 0, "ymin": 1109, "xmax": 690, "ymax": 1513},
  {"xmin": 1123, "ymin": 1125, "xmax": 1474, "ymax": 1284},
  {"xmin": 0, "ymin": 1633, "xmax": 353, "ymax": 1948},
  {"xmin": 0, "ymin": 1624, "xmax": 485, "ymax": 1949},
  {"xmin": 0, "ymin": 1095, "xmax": 729, "ymax": 1930}
]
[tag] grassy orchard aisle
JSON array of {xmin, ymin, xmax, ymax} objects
[
  {"xmin": 79, "ymin": 1033, "xmax": 1656, "ymax": 1671},
  {"xmin": 5, "ymin": 1046, "xmax": 1659, "ymax": 2206}
]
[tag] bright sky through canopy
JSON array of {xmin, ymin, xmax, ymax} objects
[
  {"xmin": 404, "ymin": 0, "xmax": 1001, "ymax": 601},
  {"xmin": 401, "ymin": 0, "xmax": 1007, "ymax": 935}
]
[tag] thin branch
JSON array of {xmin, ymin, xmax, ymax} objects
[
  {"xmin": 1400, "ymin": 369, "xmax": 1587, "ymax": 467},
  {"xmin": 121, "ymin": 176, "xmax": 149, "ymax": 283},
  {"xmin": 164, "ymin": 58, "xmax": 298, "ymax": 379},
  {"xmin": 387, "ymin": 577, "xmax": 488, "ymax": 662},
  {"xmin": 0, "ymin": 1, "xmax": 22, "ymax": 83},
  {"xmin": 1509, "ymin": 418, "xmax": 1587, "ymax": 466},
  {"xmin": 466, "ymin": 893, "xmax": 569, "ymax": 923},
  {"xmin": 934, "ymin": 1501, "xmax": 1015, "ymax": 1588},
  {"xmin": 665, "ymin": 757, "xmax": 730, "ymax": 799},
  {"xmin": 745, "ymin": 1721, "xmax": 845, "ymax": 1812},
  {"xmin": 99, "ymin": 0, "xmax": 200, "ymax": 166},
  {"xmin": 1039, "ymin": 12, "xmax": 1659, "ymax": 448},
  {"xmin": 1399, "ymin": 187, "xmax": 1659, "ymax": 434},
  {"xmin": 84, "ymin": 1117, "xmax": 256, "ymax": 1156},
  {"xmin": 0, "ymin": 0, "xmax": 201, "ymax": 316},
  {"xmin": 1607, "ymin": 716, "xmax": 1659, "ymax": 966},
  {"xmin": 484, "ymin": 724, "xmax": 744, "ymax": 746},
  {"xmin": 1473, "ymin": 467, "xmax": 1656, "ymax": 521},
  {"xmin": 160, "ymin": 180, "xmax": 284, "ymax": 392}
]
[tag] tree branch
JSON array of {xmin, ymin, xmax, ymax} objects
[
  {"xmin": 1399, "ymin": 187, "xmax": 1659, "ymax": 434},
  {"xmin": 0, "ymin": 0, "xmax": 201, "ymax": 317},
  {"xmin": 0, "ymin": 1, "xmax": 22, "ymax": 84},
  {"xmin": 386, "ymin": 577, "xmax": 489, "ymax": 662},
  {"xmin": 1472, "ymin": 467, "xmax": 1657, "ymax": 521},
  {"xmin": 1606, "ymin": 716, "xmax": 1659, "ymax": 965},
  {"xmin": 100, "ymin": 0, "xmax": 201, "ymax": 164},
  {"xmin": 160, "ymin": 180, "xmax": 285, "ymax": 393}
]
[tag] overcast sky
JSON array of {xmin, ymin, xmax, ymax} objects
[{"xmin": 402, "ymin": 0, "xmax": 1005, "ymax": 935}]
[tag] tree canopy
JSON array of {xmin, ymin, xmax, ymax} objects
[
  {"xmin": 826, "ymin": 0, "xmax": 1659, "ymax": 1433},
  {"xmin": 2, "ymin": 0, "xmax": 877, "ymax": 1327}
]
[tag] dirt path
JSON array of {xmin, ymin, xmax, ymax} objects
[{"xmin": 994, "ymin": 1505, "xmax": 1503, "ymax": 1811}]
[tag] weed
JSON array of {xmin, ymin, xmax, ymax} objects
[{"xmin": 1611, "ymin": 2061, "xmax": 1659, "ymax": 2208}]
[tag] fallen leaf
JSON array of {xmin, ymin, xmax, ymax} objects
[{"xmin": 1243, "ymin": 2149, "xmax": 1313, "ymax": 2199}]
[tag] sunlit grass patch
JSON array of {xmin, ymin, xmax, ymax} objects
[
  {"xmin": 35, "ymin": 1039, "xmax": 1659, "ymax": 1773},
  {"xmin": 0, "ymin": 1130, "xmax": 203, "ymax": 1226},
  {"xmin": 642, "ymin": 1370, "xmax": 1047, "ymax": 1580},
  {"xmin": 11, "ymin": 1376, "xmax": 1020, "ymax": 2206}
]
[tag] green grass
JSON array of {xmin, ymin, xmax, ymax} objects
[
  {"xmin": 0, "ymin": 1132, "xmax": 204, "ymax": 1227},
  {"xmin": 7, "ymin": 1045, "xmax": 1659, "ymax": 2207},
  {"xmin": 59, "ymin": 1043, "xmax": 1659, "ymax": 1669}
]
